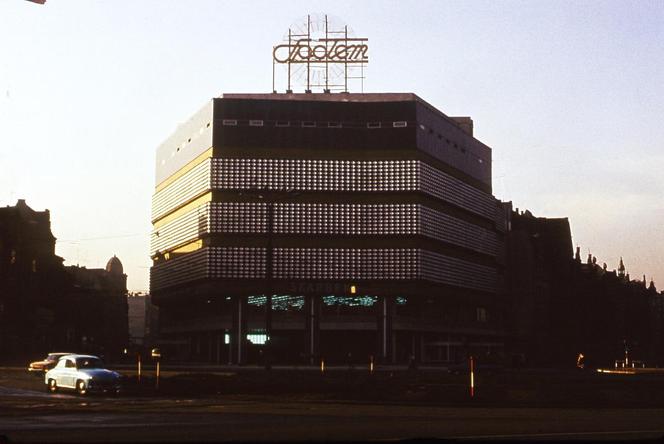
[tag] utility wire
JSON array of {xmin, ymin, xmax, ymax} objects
[{"xmin": 59, "ymin": 232, "xmax": 150, "ymax": 243}]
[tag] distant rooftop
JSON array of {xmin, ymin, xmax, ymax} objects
[
  {"xmin": 0, "ymin": 199, "xmax": 51, "ymax": 223},
  {"xmin": 219, "ymin": 92, "xmax": 423, "ymax": 103},
  {"xmin": 217, "ymin": 92, "xmax": 472, "ymax": 135}
]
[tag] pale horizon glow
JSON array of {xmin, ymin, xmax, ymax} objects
[{"xmin": 1, "ymin": 0, "xmax": 662, "ymax": 291}]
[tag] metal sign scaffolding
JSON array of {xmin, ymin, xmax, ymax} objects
[{"xmin": 272, "ymin": 14, "xmax": 368, "ymax": 93}]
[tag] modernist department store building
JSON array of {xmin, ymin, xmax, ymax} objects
[{"xmin": 150, "ymin": 92, "xmax": 510, "ymax": 364}]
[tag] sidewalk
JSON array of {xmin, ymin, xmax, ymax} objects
[{"xmin": 109, "ymin": 362, "xmax": 451, "ymax": 373}]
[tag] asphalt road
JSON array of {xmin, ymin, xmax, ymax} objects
[{"xmin": 2, "ymin": 386, "xmax": 664, "ymax": 443}]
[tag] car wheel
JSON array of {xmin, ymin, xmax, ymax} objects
[
  {"xmin": 76, "ymin": 380, "xmax": 87, "ymax": 396},
  {"xmin": 47, "ymin": 379, "xmax": 58, "ymax": 393}
]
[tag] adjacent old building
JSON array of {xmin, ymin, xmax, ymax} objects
[
  {"xmin": 65, "ymin": 256, "xmax": 129, "ymax": 361},
  {"xmin": 0, "ymin": 200, "xmax": 68, "ymax": 359},
  {"xmin": 506, "ymin": 209, "xmax": 664, "ymax": 368},
  {"xmin": 0, "ymin": 199, "xmax": 129, "ymax": 362}
]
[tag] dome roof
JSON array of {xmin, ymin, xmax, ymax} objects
[{"xmin": 106, "ymin": 255, "xmax": 124, "ymax": 275}]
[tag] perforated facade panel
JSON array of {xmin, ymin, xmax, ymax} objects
[
  {"xmin": 150, "ymin": 246, "xmax": 497, "ymax": 293},
  {"xmin": 151, "ymin": 94, "xmax": 506, "ymax": 298}
]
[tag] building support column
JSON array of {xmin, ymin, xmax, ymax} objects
[
  {"xmin": 208, "ymin": 331, "xmax": 214, "ymax": 363},
  {"xmin": 420, "ymin": 333, "xmax": 426, "ymax": 363},
  {"xmin": 304, "ymin": 295, "xmax": 320, "ymax": 365},
  {"xmin": 377, "ymin": 296, "xmax": 393, "ymax": 363},
  {"xmin": 230, "ymin": 296, "xmax": 247, "ymax": 365},
  {"xmin": 225, "ymin": 329, "xmax": 232, "ymax": 365},
  {"xmin": 411, "ymin": 332, "xmax": 422, "ymax": 364},
  {"xmin": 265, "ymin": 202, "xmax": 274, "ymax": 348},
  {"xmin": 216, "ymin": 331, "xmax": 222, "ymax": 364}
]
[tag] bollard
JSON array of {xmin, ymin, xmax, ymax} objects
[
  {"xmin": 320, "ymin": 358, "xmax": 325, "ymax": 375},
  {"xmin": 137, "ymin": 354, "xmax": 142, "ymax": 383},
  {"xmin": 469, "ymin": 356, "xmax": 475, "ymax": 398},
  {"xmin": 369, "ymin": 355, "xmax": 374, "ymax": 374},
  {"xmin": 151, "ymin": 348, "xmax": 162, "ymax": 390}
]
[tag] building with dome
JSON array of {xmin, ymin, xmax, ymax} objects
[
  {"xmin": 106, "ymin": 255, "xmax": 124, "ymax": 275},
  {"xmin": 0, "ymin": 200, "xmax": 129, "ymax": 361},
  {"xmin": 65, "ymin": 255, "xmax": 129, "ymax": 360}
]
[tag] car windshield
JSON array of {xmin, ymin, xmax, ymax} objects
[{"xmin": 75, "ymin": 358, "xmax": 104, "ymax": 369}]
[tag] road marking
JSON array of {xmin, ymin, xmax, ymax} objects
[
  {"xmin": 452, "ymin": 429, "xmax": 664, "ymax": 440},
  {"xmin": 0, "ymin": 420, "xmax": 216, "ymax": 431}
]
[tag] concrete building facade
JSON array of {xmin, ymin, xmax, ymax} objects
[
  {"xmin": 128, "ymin": 292, "xmax": 159, "ymax": 348},
  {"xmin": 150, "ymin": 93, "xmax": 509, "ymax": 364}
]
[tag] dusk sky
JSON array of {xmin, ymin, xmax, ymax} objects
[{"xmin": 1, "ymin": 0, "xmax": 662, "ymax": 292}]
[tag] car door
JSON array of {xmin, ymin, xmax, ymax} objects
[
  {"xmin": 63, "ymin": 358, "xmax": 77, "ymax": 387},
  {"xmin": 48, "ymin": 358, "xmax": 65, "ymax": 385}
]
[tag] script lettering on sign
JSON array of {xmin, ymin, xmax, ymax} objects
[
  {"xmin": 273, "ymin": 38, "xmax": 369, "ymax": 64},
  {"xmin": 272, "ymin": 14, "xmax": 368, "ymax": 92}
]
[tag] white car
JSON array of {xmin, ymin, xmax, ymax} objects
[{"xmin": 44, "ymin": 354, "xmax": 121, "ymax": 395}]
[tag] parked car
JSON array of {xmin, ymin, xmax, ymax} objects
[
  {"xmin": 44, "ymin": 354, "xmax": 121, "ymax": 395},
  {"xmin": 28, "ymin": 352, "xmax": 73, "ymax": 373}
]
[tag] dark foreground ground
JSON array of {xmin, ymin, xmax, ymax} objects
[{"xmin": 2, "ymin": 366, "xmax": 664, "ymax": 443}]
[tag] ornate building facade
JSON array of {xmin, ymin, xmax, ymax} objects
[
  {"xmin": 0, "ymin": 200, "xmax": 67, "ymax": 358},
  {"xmin": 0, "ymin": 199, "xmax": 129, "ymax": 362},
  {"xmin": 65, "ymin": 256, "xmax": 129, "ymax": 361},
  {"xmin": 506, "ymin": 209, "xmax": 664, "ymax": 367}
]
